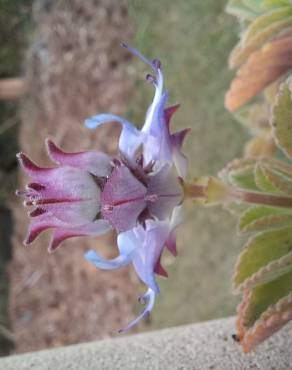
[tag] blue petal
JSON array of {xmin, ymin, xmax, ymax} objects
[
  {"xmin": 121, "ymin": 44, "xmax": 172, "ymax": 166},
  {"xmin": 142, "ymin": 71, "xmax": 166, "ymax": 134},
  {"xmin": 118, "ymin": 225, "xmax": 160, "ymax": 291},
  {"xmin": 122, "ymin": 221, "xmax": 169, "ymax": 294},
  {"xmin": 117, "ymin": 228, "xmax": 141, "ymax": 255},
  {"xmin": 119, "ymin": 288, "xmax": 156, "ymax": 333},
  {"xmin": 84, "ymin": 249, "xmax": 133, "ymax": 270},
  {"xmin": 142, "ymin": 82, "xmax": 173, "ymax": 166},
  {"xmin": 85, "ymin": 114, "xmax": 142, "ymax": 160},
  {"xmin": 85, "ymin": 229, "xmax": 139, "ymax": 271}
]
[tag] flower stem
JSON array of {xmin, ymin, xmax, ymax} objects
[
  {"xmin": 187, "ymin": 182, "xmax": 292, "ymax": 208},
  {"xmin": 229, "ymin": 188, "xmax": 292, "ymax": 208}
]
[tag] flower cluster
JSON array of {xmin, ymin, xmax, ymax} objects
[{"xmin": 16, "ymin": 44, "xmax": 190, "ymax": 331}]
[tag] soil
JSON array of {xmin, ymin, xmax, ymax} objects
[{"xmin": 9, "ymin": 0, "xmax": 145, "ymax": 354}]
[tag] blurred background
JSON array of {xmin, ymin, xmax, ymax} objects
[{"xmin": 0, "ymin": 0, "xmax": 248, "ymax": 356}]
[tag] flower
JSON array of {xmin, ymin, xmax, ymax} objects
[
  {"xmin": 16, "ymin": 141, "xmax": 113, "ymax": 252},
  {"xmin": 16, "ymin": 44, "xmax": 190, "ymax": 331}
]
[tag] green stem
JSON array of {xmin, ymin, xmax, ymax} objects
[
  {"xmin": 187, "ymin": 183, "xmax": 292, "ymax": 208},
  {"xmin": 229, "ymin": 188, "xmax": 292, "ymax": 208}
]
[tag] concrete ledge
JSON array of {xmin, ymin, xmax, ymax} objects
[{"xmin": 1, "ymin": 317, "xmax": 292, "ymax": 370}]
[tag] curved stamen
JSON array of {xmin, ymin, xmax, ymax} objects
[
  {"xmin": 118, "ymin": 288, "xmax": 156, "ymax": 333},
  {"xmin": 121, "ymin": 43, "xmax": 158, "ymax": 72}
]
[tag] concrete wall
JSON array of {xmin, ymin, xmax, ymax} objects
[{"xmin": 0, "ymin": 317, "xmax": 291, "ymax": 370}]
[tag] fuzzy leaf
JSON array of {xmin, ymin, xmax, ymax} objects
[
  {"xmin": 238, "ymin": 205, "xmax": 292, "ymax": 233},
  {"xmin": 264, "ymin": 158, "xmax": 292, "ymax": 175},
  {"xmin": 259, "ymin": 163, "xmax": 292, "ymax": 194},
  {"xmin": 272, "ymin": 80, "xmax": 292, "ymax": 158},
  {"xmin": 254, "ymin": 163, "xmax": 280, "ymax": 192},
  {"xmin": 245, "ymin": 6, "xmax": 292, "ymax": 40},
  {"xmin": 219, "ymin": 158, "xmax": 259, "ymax": 190},
  {"xmin": 234, "ymin": 227, "xmax": 292, "ymax": 291},
  {"xmin": 230, "ymin": 7, "xmax": 292, "ymax": 67},
  {"xmin": 239, "ymin": 292, "xmax": 292, "ymax": 352},
  {"xmin": 225, "ymin": 33, "xmax": 292, "ymax": 112},
  {"xmin": 229, "ymin": 167, "xmax": 258, "ymax": 190},
  {"xmin": 241, "ymin": 270, "xmax": 292, "ymax": 329}
]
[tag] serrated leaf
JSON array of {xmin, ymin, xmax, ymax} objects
[
  {"xmin": 240, "ymin": 292, "xmax": 292, "ymax": 352},
  {"xmin": 230, "ymin": 167, "xmax": 259, "ymax": 190},
  {"xmin": 254, "ymin": 163, "xmax": 280, "ymax": 191},
  {"xmin": 264, "ymin": 157, "xmax": 292, "ymax": 175},
  {"xmin": 242, "ymin": 270, "xmax": 292, "ymax": 328},
  {"xmin": 220, "ymin": 158, "xmax": 257, "ymax": 174},
  {"xmin": 238, "ymin": 205, "xmax": 292, "ymax": 233},
  {"xmin": 219, "ymin": 158, "xmax": 259, "ymax": 190},
  {"xmin": 271, "ymin": 80, "xmax": 292, "ymax": 158},
  {"xmin": 230, "ymin": 170, "xmax": 258, "ymax": 190},
  {"xmin": 259, "ymin": 163, "xmax": 292, "ymax": 193},
  {"xmin": 246, "ymin": 7, "xmax": 292, "ymax": 41},
  {"xmin": 230, "ymin": 7, "xmax": 292, "ymax": 67},
  {"xmin": 234, "ymin": 227, "xmax": 292, "ymax": 290},
  {"xmin": 225, "ymin": 33, "xmax": 292, "ymax": 111},
  {"xmin": 229, "ymin": 165, "xmax": 260, "ymax": 190}
]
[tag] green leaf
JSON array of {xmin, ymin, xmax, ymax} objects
[
  {"xmin": 246, "ymin": 6, "xmax": 292, "ymax": 41},
  {"xmin": 264, "ymin": 158, "xmax": 292, "ymax": 176},
  {"xmin": 243, "ymin": 270, "xmax": 292, "ymax": 327},
  {"xmin": 254, "ymin": 163, "xmax": 280, "ymax": 192},
  {"xmin": 238, "ymin": 291, "xmax": 292, "ymax": 351},
  {"xmin": 259, "ymin": 164, "xmax": 292, "ymax": 194},
  {"xmin": 238, "ymin": 205, "xmax": 292, "ymax": 233},
  {"xmin": 219, "ymin": 159, "xmax": 259, "ymax": 190},
  {"xmin": 234, "ymin": 227, "xmax": 292, "ymax": 290},
  {"xmin": 230, "ymin": 7, "xmax": 292, "ymax": 67},
  {"xmin": 229, "ymin": 167, "xmax": 259, "ymax": 190},
  {"xmin": 272, "ymin": 80, "xmax": 292, "ymax": 159},
  {"xmin": 226, "ymin": 32, "xmax": 292, "ymax": 111}
]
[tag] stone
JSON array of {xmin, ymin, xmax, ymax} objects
[{"xmin": 1, "ymin": 317, "xmax": 292, "ymax": 370}]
